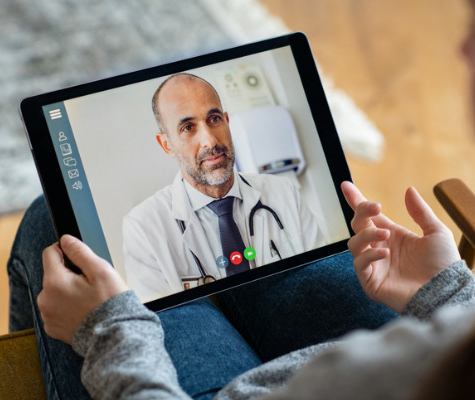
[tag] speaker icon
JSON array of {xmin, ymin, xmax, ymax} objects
[{"xmin": 72, "ymin": 181, "xmax": 83, "ymax": 190}]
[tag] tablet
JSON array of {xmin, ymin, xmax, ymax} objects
[{"xmin": 20, "ymin": 32, "xmax": 354, "ymax": 311}]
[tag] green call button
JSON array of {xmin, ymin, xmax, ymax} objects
[{"xmin": 244, "ymin": 247, "xmax": 256, "ymax": 260}]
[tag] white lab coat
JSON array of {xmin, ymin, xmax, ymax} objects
[{"xmin": 123, "ymin": 172, "xmax": 326, "ymax": 303}]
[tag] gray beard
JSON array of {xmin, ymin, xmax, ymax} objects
[{"xmin": 178, "ymin": 145, "xmax": 235, "ymax": 187}]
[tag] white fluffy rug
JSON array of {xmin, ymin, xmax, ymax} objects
[{"xmin": 0, "ymin": 0, "xmax": 383, "ymax": 214}]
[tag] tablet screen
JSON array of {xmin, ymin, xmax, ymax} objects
[{"xmin": 21, "ymin": 33, "xmax": 353, "ymax": 310}]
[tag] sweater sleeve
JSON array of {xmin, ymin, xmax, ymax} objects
[
  {"xmin": 72, "ymin": 290, "xmax": 190, "ymax": 400},
  {"xmin": 402, "ymin": 260, "xmax": 475, "ymax": 319},
  {"xmin": 254, "ymin": 305, "xmax": 475, "ymax": 400}
]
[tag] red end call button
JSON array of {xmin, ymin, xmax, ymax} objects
[{"xmin": 230, "ymin": 251, "xmax": 243, "ymax": 265}]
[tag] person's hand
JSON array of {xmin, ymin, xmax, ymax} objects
[
  {"xmin": 341, "ymin": 181, "xmax": 461, "ymax": 313},
  {"xmin": 37, "ymin": 235, "xmax": 129, "ymax": 344}
]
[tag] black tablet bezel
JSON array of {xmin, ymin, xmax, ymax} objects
[{"xmin": 20, "ymin": 32, "xmax": 354, "ymax": 311}]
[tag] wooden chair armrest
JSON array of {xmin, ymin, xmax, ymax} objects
[{"xmin": 434, "ymin": 178, "xmax": 475, "ymax": 267}]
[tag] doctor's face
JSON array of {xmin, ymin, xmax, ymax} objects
[{"xmin": 155, "ymin": 76, "xmax": 235, "ymax": 190}]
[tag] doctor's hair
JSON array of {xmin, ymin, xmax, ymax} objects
[{"xmin": 151, "ymin": 73, "xmax": 222, "ymax": 135}]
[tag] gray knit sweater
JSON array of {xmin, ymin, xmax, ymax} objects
[{"xmin": 72, "ymin": 261, "xmax": 475, "ymax": 400}]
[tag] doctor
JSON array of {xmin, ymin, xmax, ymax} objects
[{"xmin": 123, "ymin": 73, "xmax": 326, "ymax": 302}]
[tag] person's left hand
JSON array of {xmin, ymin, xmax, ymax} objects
[
  {"xmin": 342, "ymin": 181, "xmax": 461, "ymax": 313},
  {"xmin": 37, "ymin": 235, "xmax": 129, "ymax": 344}
]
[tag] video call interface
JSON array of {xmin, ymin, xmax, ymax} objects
[{"xmin": 42, "ymin": 44, "xmax": 350, "ymax": 304}]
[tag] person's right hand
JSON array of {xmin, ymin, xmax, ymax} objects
[
  {"xmin": 341, "ymin": 181, "xmax": 461, "ymax": 313},
  {"xmin": 38, "ymin": 235, "xmax": 129, "ymax": 344}
]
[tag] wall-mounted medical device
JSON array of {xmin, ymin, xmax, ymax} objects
[
  {"xmin": 214, "ymin": 64, "xmax": 276, "ymax": 113},
  {"xmin": 229, "ymin": 105, "xmax": 306, "ymax": 176}
]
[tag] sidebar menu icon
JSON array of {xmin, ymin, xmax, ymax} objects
[{"xmin": 49, "ymin": 109, "xmax": 62, "ymax": 120}]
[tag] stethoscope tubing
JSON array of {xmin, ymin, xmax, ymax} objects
[{"xmin": 249, "ymin": 200, "xmax": 284, "ymax": 236}]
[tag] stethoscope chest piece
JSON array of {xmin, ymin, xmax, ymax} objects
[{"xmin": 198, "ymin": 275, "xmax": 216, "ymax": 286}]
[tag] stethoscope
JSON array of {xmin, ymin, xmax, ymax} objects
[{"xmin": 176, "ymin": 174, "xmax": 296, "ymax": 287}]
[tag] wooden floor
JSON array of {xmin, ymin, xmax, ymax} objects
[
  {"xmin": 1, "ymin": 0, "xmax": 474, "ymax": 335},
  {"xmin": 258, "ymin": 0, "xmax": 475, "ymax": 235}
]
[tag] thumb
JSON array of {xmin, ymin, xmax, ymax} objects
[
  {"xmin": 405, "ymin": 186, "xmax": 444, "ymax": 236},
  {"xmin": 60, "ymin": 235, "xmax": 111, "ymax": 277}
]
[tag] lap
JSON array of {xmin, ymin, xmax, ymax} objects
[
  {"xmin": 217, "ymin": 251, "xmax": 399, "ymax": 361},
  {"xmin": 159, "ymin": 299, "xmax": 261, "ymax": 399}
]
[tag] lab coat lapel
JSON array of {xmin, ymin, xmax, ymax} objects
[
  {"xmin": 171, "ymin": 173, "xmax": 216, "ymax": 274},
  {"xmin": 171, "ymin": 172, "xmax": 190, "ymax": 222}
]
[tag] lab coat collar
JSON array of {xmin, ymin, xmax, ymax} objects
[
  {"xmin": 183, "ymin": 172, "xmax": 243, "ymax": 212},
  {"xmin": 171, "ymin": 171, "xmax": 262, "ymax": 222}
]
